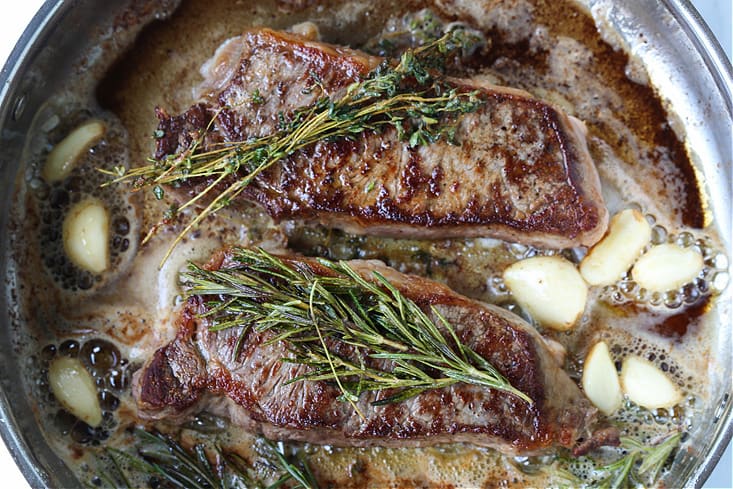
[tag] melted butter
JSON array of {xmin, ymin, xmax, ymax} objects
[{"xmin": 5, "ymin": 0, "xmax": 730, "ymax": 487}]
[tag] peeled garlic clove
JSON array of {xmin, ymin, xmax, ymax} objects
[
  {"xmin": 582, "ymin": 341, "xmax": 623, "ymax": 415},
  {"xmin": 48, "ymin": 356, "xmax": 102, "ymax": 427},
  {"xmin": 63, "ymin": 199, "xmax": 110, "ymax": 274},
  {"xmin": 632, "ymin": 243, "xmax": 704, "ymax": 293},
  {"xmin": 620, "ymin": 355, "xmax": 682, "ymax": 410},
  {"xmin": 580, "ymin": 209, "xmax": 651, "ymax": 286},
  {"xmin": 42, "ymin": 120, "xmax": 106, "ymax": 183},
  {"xmin": 503, "ymin": 256, "xmax": 588, "ymax": 331}
]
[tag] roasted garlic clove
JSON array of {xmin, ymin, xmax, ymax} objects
[
  {"xmin": 48, "ymin": 356, "xmax": 102, "ymax": 427},
  {"xmin": 620, "ymin": 355, "xmax": 683, "ymax": 410},
  {"xmin": 63, "ymin": 199, "xmax": 110, "ymax": 274},
  {"xmin": 503, "ymin": 255, "xmax": 588, "ymax": 331},
  {"xmin": 632, "ymin": 243, "xmax": 704, "ymax": 293},
  {"xmin": 42, "ymin": 120, "xmax": 105, "ymax": 183},
  {"xmin": 580, "ymin": 209, "xmax": 651, "ymax": 286},
  {"xmin": 582, "ymin": 341, "xmax": 623, "ymax": 415}
]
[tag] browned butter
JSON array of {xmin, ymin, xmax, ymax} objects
[{"xmin": 6, "ymin": 0, "xmax": 730, "ymax": 487}]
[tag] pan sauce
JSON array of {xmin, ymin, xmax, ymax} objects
[{"xmin": 6, "ymin": 0, "xmax": 730, "ymax": 486}]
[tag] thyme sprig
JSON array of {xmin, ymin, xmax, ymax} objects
[
  {"xmin": 104, "ymin": 30, "xmax": 484, "ymax": 264},
  {"xmin": 364, "ymin": 9, "xmax": 487, "ymax": 59},
  {"xmin": 95, "ymin": 429, "xmax": 318, "ymax": 489},
  {"xmin": 180, "ymin": 247, "xmax": 530, "ymax": 416},
  {"xmin": 597, "ymin": 432, "xmax": 681, "ymax": 489}
]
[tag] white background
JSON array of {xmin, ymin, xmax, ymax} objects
[{"xmin": 0, "ymin": 1, "xmax": 731, "ymax": 488}]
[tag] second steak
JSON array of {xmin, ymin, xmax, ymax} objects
[{"xmin": 134, "ymin": 248, "xmax": 607, "ymax": 455}]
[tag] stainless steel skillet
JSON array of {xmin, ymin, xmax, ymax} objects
[{"xmin": 0, "ymin": 1, "xmax": 730, "ymax": 487}]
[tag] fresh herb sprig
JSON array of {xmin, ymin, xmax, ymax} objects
[
  {"xmin": 596, "ymin": 432, "xmax": 681, "ymax": 489},
  {"xmin": 95, "ymin": 429, "xmax": 318, "ymax": 489},
  {"xmin": 180, "ymin": 247, "xmax": 530, "ymax": 416},
  {"xmin": 104, "ymin": 30, "xmax": 484, "ymax": 264},
  {"xmin": 365, "ymin": 9, "xmax": 487, "ymax": 59}
]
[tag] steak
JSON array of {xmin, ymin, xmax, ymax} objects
[
  {"xmin": 133, "ymin": 248, "xmax": 607, "ymax": 455},
  {"xmin": 155, "ymin": 28, "xmax": 608, "ymax": 248}
]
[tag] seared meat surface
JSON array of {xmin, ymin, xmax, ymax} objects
[
  {"xmin": 134, "ymin": 248, "xmax": 603, "ymax": 455},
  {"xmin": 155, "ymin": 28, "xmax": 608, "ymax": 248}
]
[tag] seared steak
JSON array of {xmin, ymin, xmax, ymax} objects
[
  {"xmin": 155, "ymin": 28, "xmax": 608, "ymax": 248},
  {"xmin": 134, "ymin": 248, "xmax": 602, "ymax": 455}
]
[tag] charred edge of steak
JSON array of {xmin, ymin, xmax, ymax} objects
[
  {"xmin": 134, "ymin": 307, "xmax": 208, "ymax": 415},
  {"xmin": 573, "ymin": 426, "xmax": 621, "ymax": 457}
]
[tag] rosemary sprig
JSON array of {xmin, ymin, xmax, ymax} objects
[
  {"xmin": 104, "ymin": 30, "xmax": 484, "ymax": 264},
  {"xmin": 97, "ymin": 429, "xmax": 319, "ymax": 489},
  {"xmin": 180, "ymin": 247, "xmax": 530, "ymax": 415},
  {"xmin": 597, "ymin": 432, "xmax": 681, "ymax": 489},
  {"xmin": 535, "ymin": 459, "xmax": 581, "ymax": 489}
]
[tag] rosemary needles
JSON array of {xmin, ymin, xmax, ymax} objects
[
  {"xmin": 98, "ymin": 429, "xmax": 319, "ymax": 489},
  {"xmin": 180, "ymin": 248, "xmax": 530, "ymax": 414},
  {"xmin": 104, "ymin": 29, "xmax": 485, "ymax": 263},
  {"xmin": 596, "ymin": 432, "xmax": 682, "ymax": 489},
  {"xmin": 553, "ymin": 431, "xmax": 681, "ymax": 488}
]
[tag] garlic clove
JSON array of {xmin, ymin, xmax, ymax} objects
[
  {"xmin": 582, "ymin": 341, "xmax": 623, "ymax": 415},
  {"xmin": 63, "ymin": 199, "xmax": 110, "ymax": 274},
  {"xmin": 503, "ymin": 255, "xmax": 588, "ymax": 331},
  {"xmin": 42, "ymin": 120, "xmax": 106, "ymax": 183},
  {"xmin": 580, "ymin": 209, "xmax": 652, "ymax": 286},
  {"xmin": 48, "ymin": 356, "xmax": 102, "ymax": 427},
  {"xmin": 632, "ymin": 243, "xmax": 704, "ymax": 293},
  {"xmin": 620, "ymin": 355, "xmax": 683, "ymax": 410}
]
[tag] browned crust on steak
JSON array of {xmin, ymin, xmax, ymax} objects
[
  {"xmin": 154, "ymin": 28, "xmax": 608, "ymax": 248},
  {"xmin": 133, "ymin": 248, "xmax": 601, "ymax": 455}
]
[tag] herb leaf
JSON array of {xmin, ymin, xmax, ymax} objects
[
  {"xmin": 180, "ymin": 247, "xmax": 531, "ymax": 413},
  {"xmin": 597, "ymin": 432, "xmax": 681, "ymax": 489},
  {"xmin": 366, "ymin": 10, "xmax": 487, "ymax": 60},
  {"xmin": 97, "ymin": 429, "xmax": 319, "ymax": 489}
]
